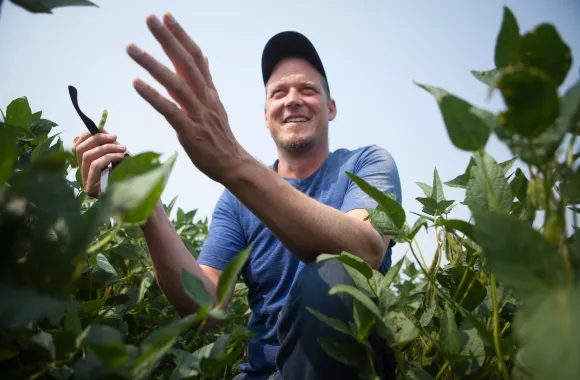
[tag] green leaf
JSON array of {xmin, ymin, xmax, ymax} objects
[
  {"xmin": 381, "ymin": 257, "xmax": 404, "ymax": 289},
  {"xmin": 558, "ymin": 80, "xmax": 580, "ymax": 135},
  {"xmin": 181, "ymin": 269, "xmax": 212, "ymax": 308},
  {"xmin": 449, "ymin": 266, "xmax": 487, "ymax": 311},
  {"xmin": 318, "ymin": 252, "xmax": 373, "ymax": 279},
  {"xmin": 416, "ymin": 197, "xmax": 438, "ymax": 216},
  {"xmin": 436, "ymin": 219, "xmax": 477, "ymax": 243},
  {"xmin": 521, "ymin": 24, "xmax": 572, "ymax": 86},
  {"xmin": 353, "ymin": 299, "xmax": 376, "ymax": 342},
  {"xmin": 366, "ymin": 208, "xmax": 405, "ymax": 242},
  {"xmin": 306, "ymin": 307, "xmax": 354, "ymax": 337},
  {"xmin": 416, "ymin": 83, "xmax": 491, "ymax": 151},
  {"xmin": 216, "ymin": 245, "xmax": 252, "ymax": 305},
  {"xmin": 6, "ymin": 96, "xmax": 33, "ymax": 128},
  {"xmin": 108, "ymin": 152, "xmax": 177, "ymax": 224},
  {"xmin": 408, "ymin": 216, "xmax": 429, "ymax": 240},
  {"xmin": 516, "ymin": 287, "xmax": 580, "ymax": 379},
  {"xmin": 408, "ymin": 366, "xmax": 435, "ymax": 380},
  {"xmin": 471, "ymin": 68, "xmax": 501, "ymax": 86},
  {"xmin": 510, "ymin": 168, "xmax": 529, "ymax": 201},
  {"xmin": 31, "ymin": 111, "xmax": 42, "ymax": 119},
  {"xmin": 561, "ymin": 168, "xmax": 580, "ymax": 204},
  {"xmin": 451, "ymin": 321, "xmax": 486, "ymax": 375},
  {"xmin": 445, "ymin": 157, "xmax": 475, "ymax": 189},
  {"xmin": 465, "ymin": 153, "xmax": 513, "ymax": 213},
  {"xmin": 495, "ymin": 7, "xmax": 521, "ymax": 68},
  {"xmin": 346, "ymin": 172, "xmax": 405, "ymax": 228},
  {"xmin": 329, "ymin": 284, "xmax": 383, "ymax": 322},
  {"xmin": 85, "ymin": 325, "xmax": 128, "ymax": 368},
  {"xmin": 416, "ymin": 182, "xmax": 432, "ymax": 197},
  {"xmin": 96, "ymin": 253, "xmax": 118, "ymax": 277},
  {"xmin": 64, "ymin": 307, "xmax": 83, "ymax": 338},
  {"xmin": 0, "ymin": 128, "xmax": 18, "ymax": 184},
  {"xmin": 138, "ymin": 271, "xmax": 154, "ymax": 304},
  {"xmin": 419, "ymin": 304, "xmax": 436, "ymax": 327},
  {"xmin": 132, "ymin": 319, "xmax": 187, "ymax": 380},
  {"xmin": 109, "ymin": 241, "xmax": 143, "ymax": 260},
  {"xmin": 498, "ymin": 66, "xmax": 559, "ymax": 138},
  {"xmin": 30, "ymin": 119, "xmax": 57, "ymax": 136},
  {"xmin": 498, "ymin": 157, "xmax": 518, "ymax": 175},
  {"xmin": 440, "ymin": 305, "xmax": 460, "ymax": 357},
  {"xmin": 386, "ymin": 311, "xmax": 420, "ymax": 346},
  {"xmin": 318, "ymin": 338, "xmax": 367, "ymax": 368},
  {"xmin": 30, "ymin": 331, "xmax": 55, "ymax": 361},
  {"xmin": 10, "ymin": 0, "xmax": 97, "ymax": 13},
  {"xmin": 473, "ymin": 210, "xmax": 566, "ymax": 297},
  {"xmin": 30, "ymin": 133, "xmax": 60, "ymax": 162},
  {"xmin": 431, "ymin": 168, "xmax": 445, "ymax": 203}
]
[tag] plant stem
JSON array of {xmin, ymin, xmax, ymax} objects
[
  {"xmin": 566, "ymin": 134, "xmax": 577, "ymax": 168},
  {"xmin": 87, "ymin": 218, "xmax": 123, "ymax": 254},
  {"xmin": 435, "ymin": 361, "xmax": 450, "ymax": 380},
  {"xmin": 453, "ymin": 256, "xmax": 477, "ymax": 303},
  {"xmin": 490, "ymin": 274, "xmax": 511, "ymax": 380},
  {"xmin": 414, "ymin": 238, "xmax": 428, "ymax": 270}
]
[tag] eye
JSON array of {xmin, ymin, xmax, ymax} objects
[
  {"xmin": 270, "ymin": 89, "xmax": 285, "ymax": 98},
  {"xmin": 301, "ymin": 86, "xmax": 317, "ymax": 95}
]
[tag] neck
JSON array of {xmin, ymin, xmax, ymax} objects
[{"xmin": 275, "ymin": 142, "xmax": 329, "ymax": 179}]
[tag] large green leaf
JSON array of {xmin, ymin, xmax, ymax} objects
[
  {"xmin": 465, "ymin": 153, "xmax": 513, "ymax": 213},
  {"xmin": 30, "ymin": 119, "xmax": 57, "ymax": 136},
  {"xmin": 494, "ymin": 7, "xmax": 521, "ymax": 68},
  {"xmin": 346, "ymin": 172, "xmax": 405, "ymax": 228},
  {"xmin": 329, "ymin": 284, "xmax": 383, "ymax": 322},
  {"xmin": 381, "ymin": 257, "xmax": 404, "ymax": 290},
  {"xmin": 5, "ymin": 97, "xmax": 33, "ymax": 129},
  {"xmin": 521, "ymin": 24, "xmax": 572, "ymax": 86},
  {"xmin": 96, "ymin": 253, "xmax": 118, "ymax": 277},
  {"xmin": 560, "ymin": 167, "xmax": 580, "ymax": 204},
  {"xmin": 558, "ymin": 80, "xmax": 580, "ymax": 135},
  {"xmin": 510, "ymin": 168, "xmax": 529, "ymax": 202},
  {"xmin": 516, "ymin": 287, "xmax": 580, "ymax": 379},
  {"xmin": 10, "ymin": 0, "xmax": 97, "ymax": 13},
  {"xmin": 473, "ymin": 210, "xmax": 566, "ymax": 298},
  {"xmin": 366, "ymin": 208, "xmax": 406, "ymax": 243},
  {"xmin": 317, "ymin": 252, "xmax": 373, "ymax": 280},
  {"xmin": 440, "ymin": 305, "xmax": 460, "ymax": 357},
  {"xmin": 108, "ymin": 152, "xmax": 177, "ymax": 224},
  {"xmin": 216, "ymin": 245, "xmax": 252, "ymax": 305},
  {"xmin": 451, "ymin": 321, "xmax": 486, "ymax": 375},
  {"xmin": 416, "ymin": 83, "xmax": 491, "ymax": 151},
  {"xmin": 498, "ymin": 66, "xmax": 559, "ymax": 138},
  {"xmin": 181, "ymin": 269, "xmax": 213, "ymax": 308},
  {"xmin": 85, "ymin": 325, "xmax": 128, "ymax": 368},
  {"xmin": 306, "ymin": 307, "xmax": 354, "ymax": 337}
]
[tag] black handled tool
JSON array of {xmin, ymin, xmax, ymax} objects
[{"xmin": 68, "ymin": 85, "xmax": 128, "ymax": 170}]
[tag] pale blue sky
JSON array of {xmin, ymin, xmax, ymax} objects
[{"xmin": 1, "ymin": 0, "xmax": 579, "ymax": 265}]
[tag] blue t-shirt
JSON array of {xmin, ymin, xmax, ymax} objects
[{"xmin": 197, "ymin": 144, "xmax": 402, "ymax": 374}]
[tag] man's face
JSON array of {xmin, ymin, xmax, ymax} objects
[{"xmin": 264, "ymin": 57, "xmax": 336, "ymax": 155}]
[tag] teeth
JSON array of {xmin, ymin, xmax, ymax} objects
[{"xmin": 285, "ymin": 117, "xmax": 308, "ymax": 123}]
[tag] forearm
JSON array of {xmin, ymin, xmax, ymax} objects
[
  {"xmin": 139, "ymin": 200, "xmax": 218, "ymax": 317},
  {"xmin": 223, "ymin": 156, "xmax": 385, "ymax": 269}
]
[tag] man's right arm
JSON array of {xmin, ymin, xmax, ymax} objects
[{"xmin": 71, "ymin": 131, "xmax": 234, "ymax": 328}]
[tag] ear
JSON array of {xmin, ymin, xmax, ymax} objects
[{"xmin": 328, "ymin": 98, "xmax": 337, "ymax": 121}]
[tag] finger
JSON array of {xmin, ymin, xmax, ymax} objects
[
  {"xmin": 133, "ymin": 78, "xmax": 193, "ymax": 134},
  {"xmin": 162, "ymin": 13, "xmax": 216, "ymax": 92},
  {"xmin": 126, "ymin": 43, "xmax": 201, "ymax": 118},
  {"xmin": 76, "ymin": 134, "xmax": 118, "ymax": 184},
  {"xmin": 145, "ymin": 14, "xmax": 209, "ymax": 103},
  {"xmin": 82, "ymin": 144, "xmax": 126, "ymax": 190},
  {"xmin": 86, "ymin": 152, "xmax": 127, "ymax": 197},
  {"xmin": 72, "ymin": 132, "xmax": 92, "ymax": 154}
]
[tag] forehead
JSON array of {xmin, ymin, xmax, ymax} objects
[{"xmin": 266, "ymin": 57, "xmax": 322, "ymax": 88}]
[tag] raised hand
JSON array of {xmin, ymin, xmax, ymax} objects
[{"xmin": 126, "ymin": 13, "xmax": 248, "ymax": 185}]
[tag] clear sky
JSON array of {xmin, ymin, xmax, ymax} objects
[{"xmin": 1, "ymin": 0, "xmax": 579, "ymax": 266}]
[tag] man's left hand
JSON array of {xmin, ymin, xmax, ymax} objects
[{"xmin": 126, "ymin": 13, "xmax": 246, "ymax": 184}]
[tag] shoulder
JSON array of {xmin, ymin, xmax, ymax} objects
[{"xmin": 332, "ymin": 144, "xmax": 398, "ymax": 171}]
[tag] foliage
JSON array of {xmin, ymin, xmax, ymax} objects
[
  {"xmin": 310, "ymin": 6, "xmax": 580, "ymax": 380},
  {"xmin": 0, "ymin": 97, "xmax": 253, "ymax": 379},
  {"xmin": 1, "ymin": 4, "xmax": 579, "ymax": 380}
]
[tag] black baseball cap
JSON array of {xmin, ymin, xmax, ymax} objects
[{"xmin": 261, "ymin": 31, "xmax": 329, "ymax": 95}]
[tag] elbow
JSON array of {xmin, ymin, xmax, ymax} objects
[{"xmin": 364, "ymin": 232, "xmax": 387, "ymax": 271}]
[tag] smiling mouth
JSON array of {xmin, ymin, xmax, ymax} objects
[{"xmin": 283, "ymin": 117, "xmax": 310, "ymax": 124}]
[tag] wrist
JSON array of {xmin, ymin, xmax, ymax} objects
[{"xmin": 140, "ymin": 199, "xmax": 166, "ymax": 231}]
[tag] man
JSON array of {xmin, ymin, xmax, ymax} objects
[{"xmin": 72, "ymin": 12, "xmax": 401, "ymax": 380}]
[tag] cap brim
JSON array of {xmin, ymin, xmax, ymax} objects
[{"xmin": 261, "ymin": 31, "xmax": 327, "ymax": 90}]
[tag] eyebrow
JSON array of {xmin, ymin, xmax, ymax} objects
[{"xmin": 268, "ymin": 79, "xmax": 318, "ymax": 93}]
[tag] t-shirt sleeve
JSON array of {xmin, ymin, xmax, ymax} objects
[
  {"xmin": 340, "ymin": 145, "xmax": 402, "ymax": 273},
  {"xmin": 340, "ymin": 145, "xmax": 402, "ymax": 213},
  {"xmin": 197, "ymin": 190, "xmax": 247, "ymax": 271}
]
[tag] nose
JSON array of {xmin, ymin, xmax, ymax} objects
[{"xmin": 284, "ymin": 87, "xmax": 302, "ymax": 108}]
